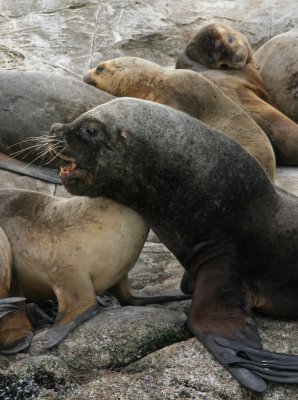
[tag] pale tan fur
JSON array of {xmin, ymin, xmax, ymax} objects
[
  {"xmin": 84, "ymin": 56, "xmax": 276, "ymax": 181},
  {"xmin": 0, "ymin": 189, "xmax": 149, "ymax": 348}
]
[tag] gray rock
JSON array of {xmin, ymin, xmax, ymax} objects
[
  {"xmin": 67, "ymin": 317, "xmax": 298, "ymax": 400},
  {"xmin": 51, "ymin": 306, "xmax": 190, "ymax": 372},
  {"xmin": 1, "ymin": 0, "xmax": 297, "ymax": 75},
  {"xmin": 0, "ymin": 354, "xmax": 73, "ymax": 400}
]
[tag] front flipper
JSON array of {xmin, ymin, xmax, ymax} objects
[
  {"xmin": 187, "ymin": 244, "xmax": 298, "ymax": 392},
  {"xmin": 38, "ymin": 275, "xmax": 98, "ymax": 350},
  {"xmin": 0, "ymin": 297, "xmax": 26, "ymax": 317},
  {"xmin": 0, "ymin": 297, "xmax": 33, "ymax": 354}
]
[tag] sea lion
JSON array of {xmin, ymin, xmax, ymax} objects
[
  {"xmin": 254, "ymin": 29, "xmax": 298, "ymax": 123},
  {"xmin": 83, "ymin": 56, "xmax": 275, "ymax": 181},
  {"xmin": 0, "ymin": 70, "xmax": 114, "ymax": 183},
  {"xmin": 49, "ymin": 98, "xmax": 298, "ymax": 392},
  {"xmin": 0, "ymin": 190, "xmax": 147, "ymax": 351},
  {"xmin": 176, "ymin": 23, "xmax": 298, "ymax": 165},
  {"xmin": 0, "ymin": 227, "xmax": 33, "ymax": 354},
  {"xmin": 0, "ymin": 189, "xmax": 189, "ymax": 352}
]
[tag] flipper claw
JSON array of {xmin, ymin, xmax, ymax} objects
[
  {"xmin": 0, "ymin": 297, "xmax": 26, "ymax": 318},
  {"xmin": 214, "ymin": 336, "xmax": 298, "ymax": 385}
]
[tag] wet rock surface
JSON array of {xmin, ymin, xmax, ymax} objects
[{"xmin": 1, "ymin": 0, "xmax": 298, "ymax": 399}]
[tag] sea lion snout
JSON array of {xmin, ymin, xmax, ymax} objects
[
  {"xmin": 49, "ymin": 122, "xmax": 64, "ymax": 136},
  {"xmin": 83, "ymin": 72, "xmax": 94, "ymax": 85}
]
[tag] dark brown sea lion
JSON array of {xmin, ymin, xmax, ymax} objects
[
  {"xmin": 49, "ymin": 98, "xmax": 298, "ymax": 392},
  {"xmin": 0, "ymin": 70, "xmax": 114, "ymax": 183},
  {"xmin": 83, "ymin": 56, "xmax": 276, "ymax": 181},
  {"xmin": 254, "ymin": 29, "xmax": 298, "ymax": 123},
  {"xmin": 176, "ymin": 23, "xmax": 298, "ymax": 165}
]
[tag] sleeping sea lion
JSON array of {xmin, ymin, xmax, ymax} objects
[
  {"xmin": 176, "ymin": 23, "xmax": 298, "ymax": 165},
  {"xmin": 0, "ymin": 70, "xmax": 114, "ymax": 183},
  {"xmin": 49, "ymin": 98, "xmax": 298, "ymax": 393},
  {"xmin": 83, "ymin": 56, "xmax": 276, "ymax": 181},
  {"xmin": 254, "ymin": 29, "xmax": 298, "ymax": 123}
]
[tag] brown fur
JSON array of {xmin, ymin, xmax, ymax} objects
[
  {"xmin": 84, "ymin": 56, "xmax": 276, "ymax": 181},
  {"xmin": 176, "ymin": 23, "xmax": 298, "ymax": 165}
]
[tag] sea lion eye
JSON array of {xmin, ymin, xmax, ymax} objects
[
  {"xmin": 96, "ymin": 65, "xmax": 104, "ymax": 73},
  {"xmin": 86, "ymin": 128, "xmax": 98, "ymax": 137}
]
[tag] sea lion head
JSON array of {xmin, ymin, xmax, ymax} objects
[
  {"xmin": 83, "ymin": 57, "xmax": 163, "ymax": 97},
  {"xmin": 48, "ymin": 98, "xmax": 168, "ymax": 200},
  {"xmin": 185, "ymin": 23, "xmax": 253, "ymax": 69},
  {"xmin": 48, "ymin": 97, "xmax": 217, "ymax": 207}
]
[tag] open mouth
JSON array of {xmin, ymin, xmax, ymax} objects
[
  {"xmin": 49, "ymin": 146, "xmax": 79, "ymax": 177},
  {"xmin": 60, "ymin": 161, "xmax": 78, "ymax": 177}
]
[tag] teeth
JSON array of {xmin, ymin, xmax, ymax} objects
[{"xmin": 59, "ymin": 162, "xmax": 78, "ymax": 176}]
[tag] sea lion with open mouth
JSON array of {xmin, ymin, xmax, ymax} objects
[
  {"xmin": 176, "ymin": 23, "xmax": 298, "ymax": 165},
  {"xmin": 49, "ymin": 97, "xmax": 298, "ymax": 392}
]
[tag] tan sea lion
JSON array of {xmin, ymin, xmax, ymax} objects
[
  {"xmin": 83, "ymin": 56, "xmax": 276, "ymax": 181},
  {"xmin": 49, "ymin": 97, "xmax": 298, "ymax": 392},
  {"xmin": 0, "ymin": 189, "xmax": 189, "ymax": 352},
  {"xmin": 0, "ymin": 227, "xmax": 33, "ymax": 354},
  {"xmin": 176, "ymin": 23, "xmax": 298, "ymax": 165},
  {"xmin": 254, "ymin": 29, "xmax": 298, "ymax": 123}
]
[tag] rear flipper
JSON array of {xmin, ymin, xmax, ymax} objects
[
  {"xmin": 26, "ymin": 302, "xmax": 56, "ymax": 328},
  {"xmin": 0, "ymin": 297, "xmax": 33, "ymax": 354},
  {"xmin": 110, "ymin": 275, "xmax": 191, "ymax": 306},
  {"xmin": 187, "ymin": 242, "xmax": 298, "ymax": 392}
]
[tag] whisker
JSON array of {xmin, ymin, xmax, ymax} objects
[
  {"xmin": 7, "ymin": 133, "xmax": 58, "ymax": 148},
  {"xmin": 8, "ymin": 143, "xmax": 49, "ymax": 158}
]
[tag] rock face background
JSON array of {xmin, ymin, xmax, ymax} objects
[{"xmin": 1, "ymin": 0, "xmax": 298, "ymax": 399}]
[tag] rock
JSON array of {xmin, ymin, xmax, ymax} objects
[
  {"xmin": 66, "ymin": 317, "xmax": 298, "ymax": 400},
  {"xmin": 0, "ymin": 354, "xmax": 73, "ymax": 400},
  {"xmin": 129, "ymin": 241, "xmax": 184, "ymax": 292},
  {"xmin": 276, "ymin": 168, "xmax": 298, "ymax": 197},
  {"xmin": 0, "ymin": 0, "xmax": 297, "ymax": 75},
  {"xmin": 254, "ymin": 29, "xmax": 298, "ymax": 123},
  {"xmin": 47, "ymin": 306, "xmax": 190, "ymax": 372}
]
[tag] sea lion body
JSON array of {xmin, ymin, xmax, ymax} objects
[
  {"xmin": 254, "ymin": 29, "xmax": 298, "ymax": 123},
  {"xmin": 0, "ymin": 189, "xmax": 149, "ymax": 349},
  {"xmin": 176, "ymin": 23, "xmax": 298, "ymax": 165},
  {"xmin": 84, "ymin": 56, "xmax": 275, "ymax": 180},
  {"xmin": 50, "ymin": 98, "xmax": 298, "ymax": 392},
  {"xmin": 0, "ymin": 70, "xmax": 114, "ymax": 182},
  {"xmin": 0, "ymin": 227, "xmax": 33, "ymax": 353}
]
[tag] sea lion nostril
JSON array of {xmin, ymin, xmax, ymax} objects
[{"xmin": 49, "ymin": 122, "xmax": 63, "ymax": 135}]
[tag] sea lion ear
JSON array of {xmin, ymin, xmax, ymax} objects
[
  {"xmin": 118, "ymin": 129, "xmax": 131, "ymax": 142},
  {"xmin": 244, "ymin": 37, "xmax": 253, "ymax": 64}
]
